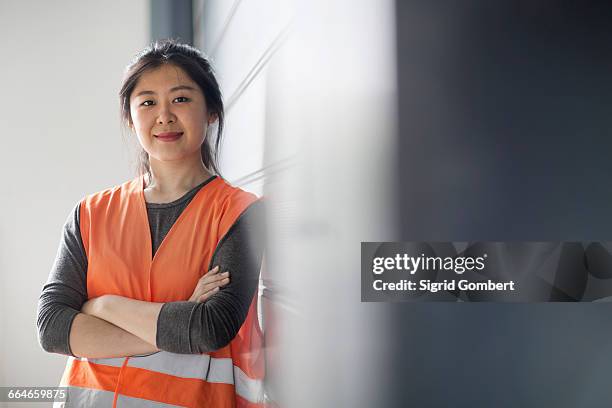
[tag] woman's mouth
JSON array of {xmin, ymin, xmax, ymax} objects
[{"xmin": 154, "ymin": 132, "xmax": 183, "ymax": 142}]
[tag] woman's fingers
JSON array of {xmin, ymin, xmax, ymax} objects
[
  {"xmin": 203, "ymin": 265, "xmax": 220, "ymax": 276},
  {"xmin": 196, "ymin": 271, "xmax": 229, "ymax": 291},
  {"xmin": 197, "ymin": 287, "xmax": 219, "ymax": 303},
  {"xmin": 203, "ymin": 271, "xmax": 230, "ymax": 284},
  {"xmin": 201, "ymin": 270, "xmax": 228, "ymax": 284},
  {"xmin": 189, "ymin": 271, "xmax": 230, "ymax": 302},
  {"xmin": 200, "ymin": 275, "xmax": 230, "ymax": 293}
]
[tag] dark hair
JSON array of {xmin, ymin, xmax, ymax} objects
[{"xmin": 119, "ymin": 39, "xmax": 224, "ymax": 178}]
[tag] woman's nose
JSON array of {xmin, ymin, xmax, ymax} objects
[{"xmin": 157, "ymin": 104, "xmax": 176, "ymax": 124}]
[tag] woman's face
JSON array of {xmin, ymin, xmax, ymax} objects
[{"xmin": 129, "ymin": 64, "xmax": 213, "ymax": 165}]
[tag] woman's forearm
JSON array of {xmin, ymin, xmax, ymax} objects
[
  {"xmin": 69, "ymin": 312, "xmax": 159, "ymax": 359},
  {"xmin": 82, "ymin": 295, "xmax": 164, "ymax": 347}
]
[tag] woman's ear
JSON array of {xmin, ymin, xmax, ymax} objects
[{"xmin": 208, "ymin": 113, "xmax": 219, "ymax": 125}]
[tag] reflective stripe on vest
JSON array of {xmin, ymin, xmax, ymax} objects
[
  {"xmin": 54, "ymin": 385, "xmax": 183, "ymax": 407},
  {"xmin": 66, "ymin": 353, "xmax": 265, "ymax": 403},
  {"xmin": 59, "ymin": 175, "xmax": 265, "ymax": 408}
]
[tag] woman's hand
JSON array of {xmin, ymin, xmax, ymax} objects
[{"xmin": 188, "ymin": 266, "xmax": 230, "ymax": 303}]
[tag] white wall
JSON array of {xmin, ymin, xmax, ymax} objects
[
  {"xmin": 0, "ymin": 0, "xmax": 148, "ymax": 404},
  {"xmin": 195, "ymin": 1, "xmax": 398, "ymax": 406},
  {"xmin": 195, "ymin": 0, "xmax": 293, "ymax": 195},
  {"xmin": 263, "ymin": 2, "xmax": 398, "ymax": 406}
]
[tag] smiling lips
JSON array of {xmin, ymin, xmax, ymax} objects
[{"xmin": 154, "ymin": 131, "xmax": 183, "ymax": 142}]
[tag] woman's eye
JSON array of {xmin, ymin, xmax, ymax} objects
[
  {"xmin": 141, "ymin": 100, "xmax": 154, "ymax": 106},
  {"xmin": 174, "ymin": 96, "xmax": 190, "ymax": 103}
]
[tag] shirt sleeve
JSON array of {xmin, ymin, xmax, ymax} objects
[
  {"xmin": 36, "ymin": 202, "xmax": 89, "ymax": 356},
  {"xmin": 156, "ymin": 199, "xmax": 266, "ymax": 354}
]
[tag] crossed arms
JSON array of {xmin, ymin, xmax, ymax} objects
[{"xmin": 37, "ymin": 201, "xmax": 264, "ymax": 358}]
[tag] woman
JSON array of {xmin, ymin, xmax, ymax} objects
[{"xmin": 37, "ymin": 40, "xmax": 266, "ymax": 407}]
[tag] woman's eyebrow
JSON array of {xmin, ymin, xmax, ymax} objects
[
  {"xmin": 134, "ymin": 85, "xmax": 196, "ymax": 97},
  {"xmin": 170, "ymin": 85, "xmax": 196, "ymax": 92}
]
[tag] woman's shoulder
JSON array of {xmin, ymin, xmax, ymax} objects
[
  {"xmin": 208, "ymin": 178, "xmax": 263, "ymax": 228},
  {"xmin": 212, "ymin": 177, "xmax": 262, "ymax": 210},
  {"xmin": 79, "ymin": 176, "xmax": 141, "ymax": 207},
  {"xmin": 215, "ymin": 177, "xmax": 258, "ymax": 198}
]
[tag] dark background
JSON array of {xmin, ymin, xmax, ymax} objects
[{"xmin": 394, "ymin": 1, "xmax": 612, "ymax": 406}]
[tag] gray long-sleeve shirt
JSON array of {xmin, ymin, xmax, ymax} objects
[{"xmin": 37, "ymin": 176, "xmax": 265, "ymax": 356}]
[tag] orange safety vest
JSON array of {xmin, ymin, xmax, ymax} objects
[{"xmin": 57, "ymin": 175, "xmax": 265, "ymax": 408}]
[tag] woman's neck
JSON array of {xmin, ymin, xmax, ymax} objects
[{"xmin": 145, "ymin": 156, "xmax": 213, "ymax": 201}]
